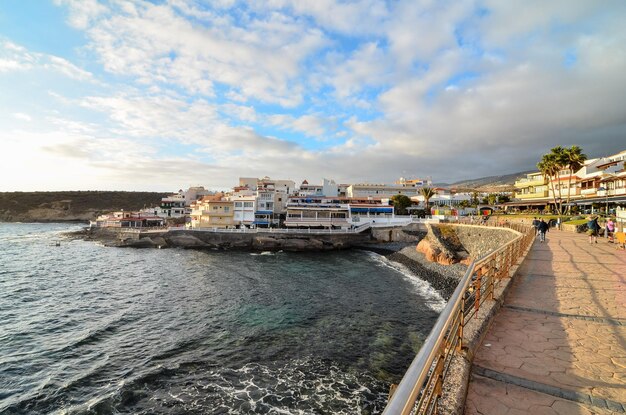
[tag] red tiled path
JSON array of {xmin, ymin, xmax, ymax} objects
[{"xmin": 465, "ymin": 230, "xmax": 626, "ymax": 414}]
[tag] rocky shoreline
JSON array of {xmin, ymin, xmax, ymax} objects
[
  {"xmin": 67, "ymin": 223, "xmax": 520, "ymax": 301},
  {"xmin": 386, "ymin": 246, "xmax": 466, "ymax": 300}
]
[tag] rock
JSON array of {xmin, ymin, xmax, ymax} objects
[
  {"xmin": 416, "ymin": 234, "xmax": 457, "ymax": 265},
  {"xmin": 252, "ymin": 236, "xmax": 280, "ymax": 249},
  {"xmin": 166, "ymin": 234, "xmax": 210, "ymax": 247},
  {"xmin": 151, "ymin": 236, "xmax": 168, "ymax": 248}
]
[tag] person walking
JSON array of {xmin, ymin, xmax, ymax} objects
[
  {"xmin": 532, "ymin": 217, "xmax": 540, "ymax": 237},
  {"xmin": 587, "ymin": 216, "xmax": 600, "ymax": 244},
  {"xmin": 538, "ymin": 218, "xmax": 549, "ymax": 243}
]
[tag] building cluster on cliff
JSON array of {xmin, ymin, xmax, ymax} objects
[
  {"xmin": 512, "ymin": 148, "xmax": 626, "ymax": 214},
  {"xmin": 91, "ymin": 176, "xmax": 481, "ymax": 230},
  {"xmin": 92, "ymin": 148, "xmax": 626, "ymax": 230}
]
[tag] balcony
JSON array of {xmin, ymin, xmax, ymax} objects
[
  {"xmin": 514, "ymin": 177, "xmax": 546, "ymax": 188},
  {"xmin": 200, "ymin": 210, "xmax": 233, "ymax": 217},
  {"xmin": 284, "ymin": 217, "xmax": 350, "ymax": 227},
  {"xmin": 580, "ymin": 188, "xmax": 597, "ymax": 196},
  {"xmin": 514, "ymin": 191, "xmax": 549, "ymax": 199}
]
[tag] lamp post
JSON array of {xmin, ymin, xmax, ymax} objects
[{"xmin": 598, "ymin": 186, "xmax": 609, "ymax": 238}]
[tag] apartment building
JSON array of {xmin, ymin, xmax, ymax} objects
[{"xmin": 189, "ymin": 194, "xmax": 235, "ymax": 229}]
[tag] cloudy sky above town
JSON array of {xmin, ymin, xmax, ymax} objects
[{"xmin": 1, "ymin": 0, "xmax": 625, "ymax": 191}]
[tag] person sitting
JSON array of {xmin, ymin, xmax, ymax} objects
[{"xmin": 606, "ymin": 218, "xmax": 615, "ymax": 242}]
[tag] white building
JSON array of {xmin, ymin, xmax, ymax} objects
[
  {"xmin": 143, "ymin": 186, "xmax": 213, "ymax": 219},
  {"xmin": 228, "ymin": 195, "xmax": 256, "ymax": 227},
  {"xmin": 298, "ymin": 180, "xmax": 323, "ymax": 196}
]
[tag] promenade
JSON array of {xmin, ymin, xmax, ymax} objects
[{"xmin": 465, "ymin": 230, "xmax": 626, "ymax": 414}]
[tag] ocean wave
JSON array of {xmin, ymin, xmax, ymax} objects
[
  {"xmin": 86, "ymin": 358, "xmax": 388, "ymax": 414},
  {"xmin": 363, "ymin": 251, "xmax": 446, "ymax": 312}
]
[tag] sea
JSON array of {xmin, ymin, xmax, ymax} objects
[{"xmin": 0, "ymin": 223, "xmax": 445, "ymax": 414}]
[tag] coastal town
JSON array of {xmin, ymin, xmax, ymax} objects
[{"xmin": 91, "ymin": 148, "xmax": 626, "ymax": 233}]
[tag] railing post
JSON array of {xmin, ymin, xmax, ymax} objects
[
  {"xmin": 457, "ymin": 303, "xmax": 464, "ymax": 352},
  {"xmin": 474, "ymin": 268, "xmax": 482, "ymax": 313}
]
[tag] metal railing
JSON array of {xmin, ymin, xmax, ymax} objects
[{"xmin": 383, "ymin": 221, "xmax": 535, "ymax": 415}]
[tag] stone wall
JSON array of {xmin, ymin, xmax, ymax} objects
[{"xmin": 81, "ymin": 228, "xmax": 372, "ymax": 251}]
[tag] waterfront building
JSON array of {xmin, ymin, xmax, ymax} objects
[
  {"xmin": 284, "ymin": 196, "xmax": 394, "ymax": 228},
  {"xmin": 297, "ymin": 178, "xmax": 342, "ymax": 197},
  {"xmin": 143, "ymin": 186, "xmax": 214, "ymax": 219},
  {"xmin": 346, "ymin": 183, "xmax": 422, "ymax": 198},
  {"xmin": 90, "ymin": 211, "xmax": 165, "ymax": 228},
  {"xmin": 506, "ymin": 148, "xmax": 626, "ymax": 212},
  {"xmin": 227, "ymin": 194, "xmax": 256, "ymax": 227},
  {"xmin": 411, "ymin": 188, "xmax": 473, "ymax": 207},
  {"xmin": 189, "ymin": 194, "xmax": 235, "ymax": 229},
  {"xmin": 394, "ymin": 177, "xmax": 432, "ymax": 187},
  {"xmin": 297, "ymin": 180, "xmax": 323, "ymax": 197}
]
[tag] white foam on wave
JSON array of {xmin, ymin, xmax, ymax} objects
[
  {"xmin": 363, "ymin": 251, "xmax": 446, "ymax": 312},
  {"xmin": 132, "ymin": 358, "xmax": 387, "ymax": 414},
  {"xmin": 250, "ymin": 251, "xmax": 275, "ymax": 256}
]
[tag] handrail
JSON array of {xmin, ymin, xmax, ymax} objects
[{"xmin": 383, "ymin": 221, "xmax": 535, "ymax": 414}]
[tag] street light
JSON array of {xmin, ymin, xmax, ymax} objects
[{"xmin": 598, "ymin": 186, "xmax": 609, "ymax": 238}]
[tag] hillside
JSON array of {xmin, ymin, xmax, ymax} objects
[
  {"xmin": 0, "ymin": 191, "xmax": 169, "ymax": 223},
  {"xmin": 443, "ymin": 170, "xmax": 532, "ymax": 192}
]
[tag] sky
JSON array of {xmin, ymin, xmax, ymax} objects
[{"xmin": 1, "ymin": 0, "xmax": 625, "ymax": 191}]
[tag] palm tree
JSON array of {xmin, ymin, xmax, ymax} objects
[
  {"xmin": 538, "ymin": 153, "xmax": 561, "ymax": 214},
  {"xmin": 420, "ymin": 187, "xmax": 437, "ymax": 212},
  {"xmin": 563, "ymin": 146, "xmax": 587, "ymax": 213}
]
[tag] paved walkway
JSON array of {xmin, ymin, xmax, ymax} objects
[{"xmin": 465, "ymin": 230, "xmax": 626, "ymax": 415}]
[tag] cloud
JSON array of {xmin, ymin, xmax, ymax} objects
[
  {"xmin": 0, "ymin": 40, "xmax": 94, "ymax": 81},
  {"xmin": 2, "ymin": 1, "xmax": 626, "ymax": 191},
  {"xmin": 78, "ymin": 1, "xmax": 328, "ymax": 105},
  {"xmin": 12, "ymin": 113, "xmax": 32, "ymax": 122},
  {"xmin": 53, "ymin": 0, "xmax": 108, "ymax": 29}
]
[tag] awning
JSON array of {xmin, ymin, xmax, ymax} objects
[
  {"xmin": 504, "ymin": 201, "xmax": 550, "ymax": 207},
  {"xmin": 565, "ymin": 196, "xmax": 626, "ymax": 205},
  {"xmin": 351, "ymin": 207, "xmax": 393, "ymax": 213}
]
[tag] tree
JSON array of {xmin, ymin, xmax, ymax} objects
[
  {"xmin": 420, "ymin": 187, "xmax": 437, "ymax": 212},
  {"xmin": 487, "ymin": 193, "xmax": 497, "ymax": 205},
  {"xmin": 390, "ymin": 194, "xmax": 412, "ymax": 215},
  {"xmin": 563, "ymin": 145, "xmax": 587, "ymax": 213},
  {"xmin": 538, "ymin": 149, "xmax": 564, "ymax": 215},
  {"xmin": 470, "ymin": 191, "xmax": 480, "ymax": 207},
  {"xmin": 497, "ymin": 194, "xmax": 511, "ymax": 204}
]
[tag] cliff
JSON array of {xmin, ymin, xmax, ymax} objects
[{"xmin": 0, "ymin": 191, "xmax": 169, "ymax": 222}]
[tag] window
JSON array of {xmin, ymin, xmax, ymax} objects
[
  {"xmin": 224, "ymin": 207, "xmax": 230, "ymax": 212},
  {"xmin": 213, "ymin": 206, "xmax": 218, "ymax": 210},
  {"xmin": 235, "ymin": 202, "xmax": 243, "ymax": 207},
  {"xmin": 244, "ymin": 202, "xmax": 253, "ymax": 208}
]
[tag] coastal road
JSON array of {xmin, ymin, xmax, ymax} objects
[{"xmin": 465, "ymin": 230, "xmax": 626, "ymax": 414}]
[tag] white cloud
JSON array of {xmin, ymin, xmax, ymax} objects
[
  {"xmin": 0, "ymin": 40, "xmax": 94, "ymax": 81},
  {"xmin": 78, "ymin": 1, "xmax": 328, "ymax": 105},
  {"xmin": 54, "ymin": 0, "xmax": 108, "ymax": 29},
  {"xmin": 12, "ymin": 113, "xmax": 32, "ymax": 122},
  {"xmin": 3, "ymin": 1, "xmax": 626, "ymax": 191}
]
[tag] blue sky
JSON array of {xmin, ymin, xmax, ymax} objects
[{"xmin": 1, "ymin": 0, "xmax": 625, "ymax": 191}]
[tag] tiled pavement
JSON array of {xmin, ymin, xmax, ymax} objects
[{"xmin": 465, "ymin": 231, "xmax": 626, "ymax": 414}]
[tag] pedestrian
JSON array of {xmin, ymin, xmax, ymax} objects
[
  {"xmin": 606, "ymin": 218, "xmax": 615, "ymax": 242},
  {"xmin": 538, "ymin": 218, "xmax": 549, "ymax": 243},
  {"xmin": 587, "ymin": 216, "xmax": 600, "ymax": 244},
  {"xmin": 532, "ymin": 217, "xmax": 540, "ymax": 237}
]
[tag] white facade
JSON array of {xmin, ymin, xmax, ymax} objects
[
  {"xmin": 229, "ymin": 195, "xmax": 256, "ymax": 226},
  {"xmin": 322, "ymin": 178, "xmax": 339, "ymax": 197},
  {"xmin": 346, "ymin": 184, "xmax": 423, "ymax": 198}
]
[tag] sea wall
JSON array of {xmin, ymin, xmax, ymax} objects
[{"xmin": 79, "ymin": 227, "xmax": 373, "ymax": 251}]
